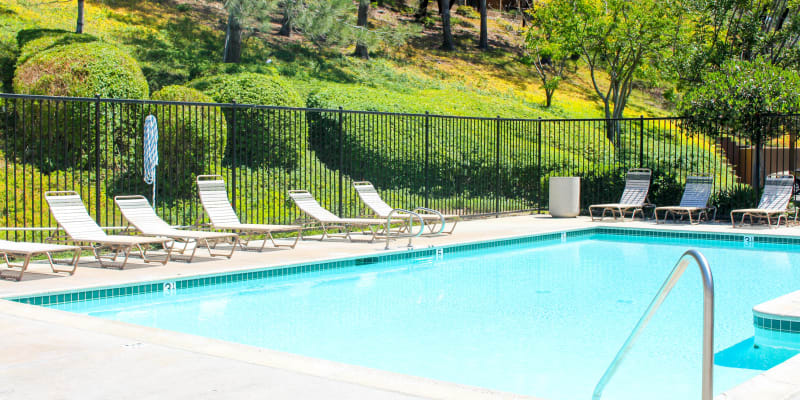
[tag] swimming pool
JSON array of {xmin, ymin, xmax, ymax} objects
[{"xmin": 22, "ymin": 229, "xmax": 800, "ymax": 399}]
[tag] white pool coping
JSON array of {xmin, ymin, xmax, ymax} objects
[{"xmin": 2, "ymin": 214, "xmax": 800, "ymax": 399}]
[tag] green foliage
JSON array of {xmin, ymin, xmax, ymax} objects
[
  {"xmin": 524, "ymin": 0, "xmax": 578, "ymax": 107},
  {"xmin": 13, "ymin": 41, "xmax": 148, "ymax": 98},
  {"xmin": 111, "ymin": 86, "xmax": 227, "ymax": 198},
  {"xmin": 0, "ymin": 33, "xmax": 15, "ymax": 93},
  {"xmin": 455, "ymin": 5, "xmax": 480, "ymax": 19},
  {"xmin": 710, "ymin": 184, "xmax": 760, "ymax": 220},
  {"xmin": 15, "ymin": 28, "xmax": 69, "ymax": 48},
  {"xmin": 189, "ymin": 72, "xmax": 303, "ymax": 170},
  {"xmin": 679, "ymin": 58, "xmax": 800, "ymax": 143}
]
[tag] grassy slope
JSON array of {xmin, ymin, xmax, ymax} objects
[{"xmin": 0, "ymin": 0, "xmax": 735, "ymax": 233}]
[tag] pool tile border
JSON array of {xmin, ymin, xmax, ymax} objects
[{"xmin": 10, "ymin": 226, "xmax": 800, "ymax": 307}]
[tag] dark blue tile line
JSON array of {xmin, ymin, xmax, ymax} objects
[
  {"xmin": 12, "ymin": 226, "xmax": 800, "ymax": 307},
  {"xmin": 754, "ymin": 315, "xmax": 800, "ymax": 334}
]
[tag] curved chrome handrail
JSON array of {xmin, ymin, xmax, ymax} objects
[
  {"xmin": 592, "ymin": 249, "xmax": 714, "ymax": 400},
  {"xmin": 413, "ymin": 207, "xmax": 446, "ymax": 234},
  {"xmin": 385, "ymin": 208, "xmax": 425, "ymax": 250}
]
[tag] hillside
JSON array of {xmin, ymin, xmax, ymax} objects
[{"xmin": 0, "ymin": 0, "xmax": 668, "ymax": 119}]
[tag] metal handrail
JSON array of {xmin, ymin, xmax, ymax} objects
[
  {"xmin": 592, "ymin": 249, "xmax": 714, "ymax": 400},
  {"xmin": 384, "ymin": 208, "xmax": 425, "ymax": 250}
]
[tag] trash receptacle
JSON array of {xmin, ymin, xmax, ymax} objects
[{"xmin": 549, "ymin": 177, "xmax": 580, "ymax": 217}]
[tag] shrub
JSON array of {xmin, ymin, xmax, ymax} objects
[
  {"xmin": 710, "ymin": 184, "xmax": 760, "ymax": 221},
  {"xmin": 14, "ymin": 41, "xmax": 148, "ymax": 98},
  {"xmin": 16, "ymin": 30, "xmax": 99, "ymax": 66},
  {"xmin": 0, "ymin": 34, "xmax": 15, "ymax": 93},
  {"xmin": 189, "ymin": 72, "xmax": 303, "ymax": 170},
  {"xmin": 111, "ymin": 86, "xmax": 227, "ymax": 198},
  {"xmin": 10, "ymin": 42, "xmax": 148, "ymax": 172}
]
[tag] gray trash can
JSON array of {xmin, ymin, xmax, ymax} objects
[{"xmin": 549, "ymin": 177, "xmax": 580, "ymax": 217}]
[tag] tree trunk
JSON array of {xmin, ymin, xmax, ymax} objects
[
  {"xmin": 415, "ymin": 0, "xmax": 430, "ymax": 20},
  {"xmin": 279, "ymin": 3, "xmax": 292, "ymax": 36},
  {"xmin": 354, "ymin": 0, "xmax": 370, "ymax": 59},
  {"xmin": 545, "ymin": 89, "xmax": 553, "ymax": 107},
  {"xmin": 223, "ymin": 13, "xmax": 242, "ymax": 63},
  {"xmin": 478, "ymin": 0, "xmax": 487, "ymax": 50},
  {"xmin": 441, "ymin": 0, "xmax": 455, "ymax": 50},
  {"xmin": 76, "ymin": 0, "xmax": 84, "ymax": 34}
]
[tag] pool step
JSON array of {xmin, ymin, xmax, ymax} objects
[{"xmin": 753, "ymin": 290, "xmax": 800, "ymax": 349}]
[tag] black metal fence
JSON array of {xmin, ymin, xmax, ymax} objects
[{"xmin": 1, "ymin": 93, "xmax": 798, "ymax": 241}]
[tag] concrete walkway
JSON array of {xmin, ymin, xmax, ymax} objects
[{"xmin": 1, "ymin": 215, "xmax": 800, "ymax": 399}]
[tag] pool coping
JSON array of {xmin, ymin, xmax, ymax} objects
[{"xmin": 4, "ymin": 221, "xmax": 800, "ymax": 399}]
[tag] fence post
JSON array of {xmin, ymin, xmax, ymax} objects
[
  {"xmin": 94, "ymin": 94, "xmax": 101, "ymax": 225},
  {"xmin": 231, "ymin": 101, "xmax": 237, "ymax": 210},
  {"xmin": 495, "ymin": 115, "xmax": 501, "ymax": 217},
  {"xmin": 424, "ymin": 111, "xmax": 430, "ymax": 209},
  {"xmin": 537, "ymin": 117, "xmax": 542, "ymax": 213},
  {"xmin": 338, "ymin": 107, "xmax": 344, "ymax": 217},
  {"xmin": 639, "ymin": 115, "xmax": 644, "ymax": 168}
]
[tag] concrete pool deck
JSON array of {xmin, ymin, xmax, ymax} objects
[{"xmin": 1, "ymin": 214, "xmax": 800, "ymax": 399}]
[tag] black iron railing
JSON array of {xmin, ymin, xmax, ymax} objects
[{"xmin": 1, "ymin": 93, "xmax": 798, "ymax": 241}]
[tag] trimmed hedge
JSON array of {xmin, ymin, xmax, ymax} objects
[
  {"xmin": 189, "ymin": 72, "xmax": 303, "ymax": 169},
  {"xmin": 16, "ymin": 31, "xmax": 99, "ymax": 67},
  {"xmin": 13, "ymin": 41, "xmax": 148, "ymax": 98},
  {"xmin": 111, "ymin": 86, "xmax": 227, "ymax": 198}
]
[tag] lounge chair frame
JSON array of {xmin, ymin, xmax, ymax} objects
[
  {"xmin": 589, "ymin": 169, "xmax": 653, "ymax": 222},
  {"xmin": 352, "ymin": 181, "xmax": 459, "ymax": 234},
  {"xmin": 115, "ymin": 195, "xmax": 239, "ymax": 262},
  {"xmin": 731, "ymin": 174, "xmax": 796, "ymax": 229},
  {"xmin": 654, "ymin": 174, "xmax": 717, "ymax": 224},
  {"xmin": 196, "ymin": 175, "xmax": 301, "ymax": 251},
  {"xmin": 0, "ymin": 241, "xmax": 81, "ymax": 281},
  {"xmin": 44, "ymin": 191, "xmax": 172, "ymax": 269},
  {"xmin": 288, "ymin": 190, "xmax": 393, "ymax": 242}
]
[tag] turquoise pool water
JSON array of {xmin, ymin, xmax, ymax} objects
[{"xmin": 47, "ymin": 233, "xmax": 800, "ymax": 399}]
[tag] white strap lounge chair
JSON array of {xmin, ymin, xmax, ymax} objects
[
  {"xmin": 0, "ymin": 240, "xmax": 81, "ymax": 281},
  {"xmin": 44, "ymin": 191, "xmax": 172, "ymax": 269},
  {"xmin": 731, "ymin": 174, "xmax": 796, "ymax": 228},
  {"xmin": 654, "ymin": 175, "xmax": 717, "ymax": 224},
  {"xmin": 196, "ymin": 175, "xmax": 302, "ymax": 250},
  {"xmin": 114, "ymin": 195, "xmax": 239, "ymax": 262},
  {"xmin": 589, "ymin": 169, "xmax": 653, "ymax": 221},
  {"xmin": 352, "ymin": 181, "xmax": 459, "ymax": 234},
  {"xmin": 288, "ymin": 190, "xmax": 389, "ymax": 242}
]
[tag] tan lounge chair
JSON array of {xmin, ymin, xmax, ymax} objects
[
  {"xmin": 731, "ymin": 174, "xmax": 795, "ymax": 228},
  {"xmin": 353, "ymin": 181, "xmax": 459, "ymax": 234},
  {"xmin": 115, "ymin": 195, "xmax": 239, "ymax": 262},
  {"xmin": 44, "ymin": 191, "xmax": 172, "ymax": 269},
  {"xmin": 0, "ymin": 240, "xmax": 81, "ymax": 281},
  {"xmin": 288, "ymin": 190, "xmax": 389, "ymax": 242},
  {"xmin": 654, "ymin": 175, "xmax": 716, "ymax": 224},
  {"xmin": 589, "ymin": 169, "xmax": 652, "ymax": 221},
  {"xmin": 196, "ymin": 175, "xmax": 301, "ymax": 250}
]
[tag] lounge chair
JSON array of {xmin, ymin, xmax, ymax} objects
[
  {"xmin": 654, "ymin": 175, "xmax": 717, "ymax": 224},
  {"xmin": 44, "ymin": 191, "xmax": 172, "ymax": 269},
  {"xmin": 589, "ymin": 169, "xmax": 653, "ymax": 221},
  {"xmin": 196, "ymin": 175, "xmax": 302, "ymax": 250},
  {"xmin": 0, "ymin": 240, "xmax": 81, "ymax": 281},
  {"xmin": 731, "ymin": 174, "xmax": 795, "ymax": 228},
  {"xmin": 353, "ymin": 181, "xmax": 459, "ymax": 234},
  {"xmin": 288, "ymin": 190, "xmax": 390, "ymax": 242},
  {"xmin": 114, "ymin": 195, "xmax": 239, "ymax": 262}
]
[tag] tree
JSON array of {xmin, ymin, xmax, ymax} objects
[
  {"xmin": 679, "ymin": 58, "xmax": 800, "ymax": 187},
  {"xmin": 440, "ymin": 0, "xmax": 455, "ymax": 50},
  {"xmin": 524, "ymin": 0, "xmax": 577, "ymax": 107},
  {"xmin": 354, "ymin": 0, "xmax": 370, "ymax": 59},
  {"xmin": 479, "ymin": 0, "xmax": 488, "ymax": 50},
  {"xmin": 76, "ymin": 0, "xmax": 84, "ymax": 34},
  {"xmin": 222, "ymin": 0, "xmax": 277, "ymax": 63},
  {"xmin": 673, "ymin": 0, "xmax": 800, "ymax": 86},
  {"xmin": 415, "ymin": 0, "xmax": 430, "ymax": 20},
  {"xmin": 570, "ymin": 0, "xmax": 677, "ymax": 143}
]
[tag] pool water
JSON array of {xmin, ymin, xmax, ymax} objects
[{"xmin": 50, "ymin": 234, "xmax": 800, "ymax": 399}]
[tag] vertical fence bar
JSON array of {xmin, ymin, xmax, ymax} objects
[
  {"xmin": 230, "ymin": 101, "xmax": 237, "ymax": 210},
  {"xmin": 338, "ymin": 106, "xmax": 344, "ymax": 216},
  {"xmin": 93, "ymin": 94, "xmax": 101, "ymax": 225},
  {"xmin": 639, "ymin": 115, "xmax": 644, "ymax": 168},
  {"xmin": 424, "ymin": 111, "xmax": 430, "ymax": 209},
  {"xmin": 537, "ymin": 117, "xmax": 542, "ymax": 213},
  {"xmin": 495, "ymin": 116, "xmax": 501, "ymax": 216}
]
